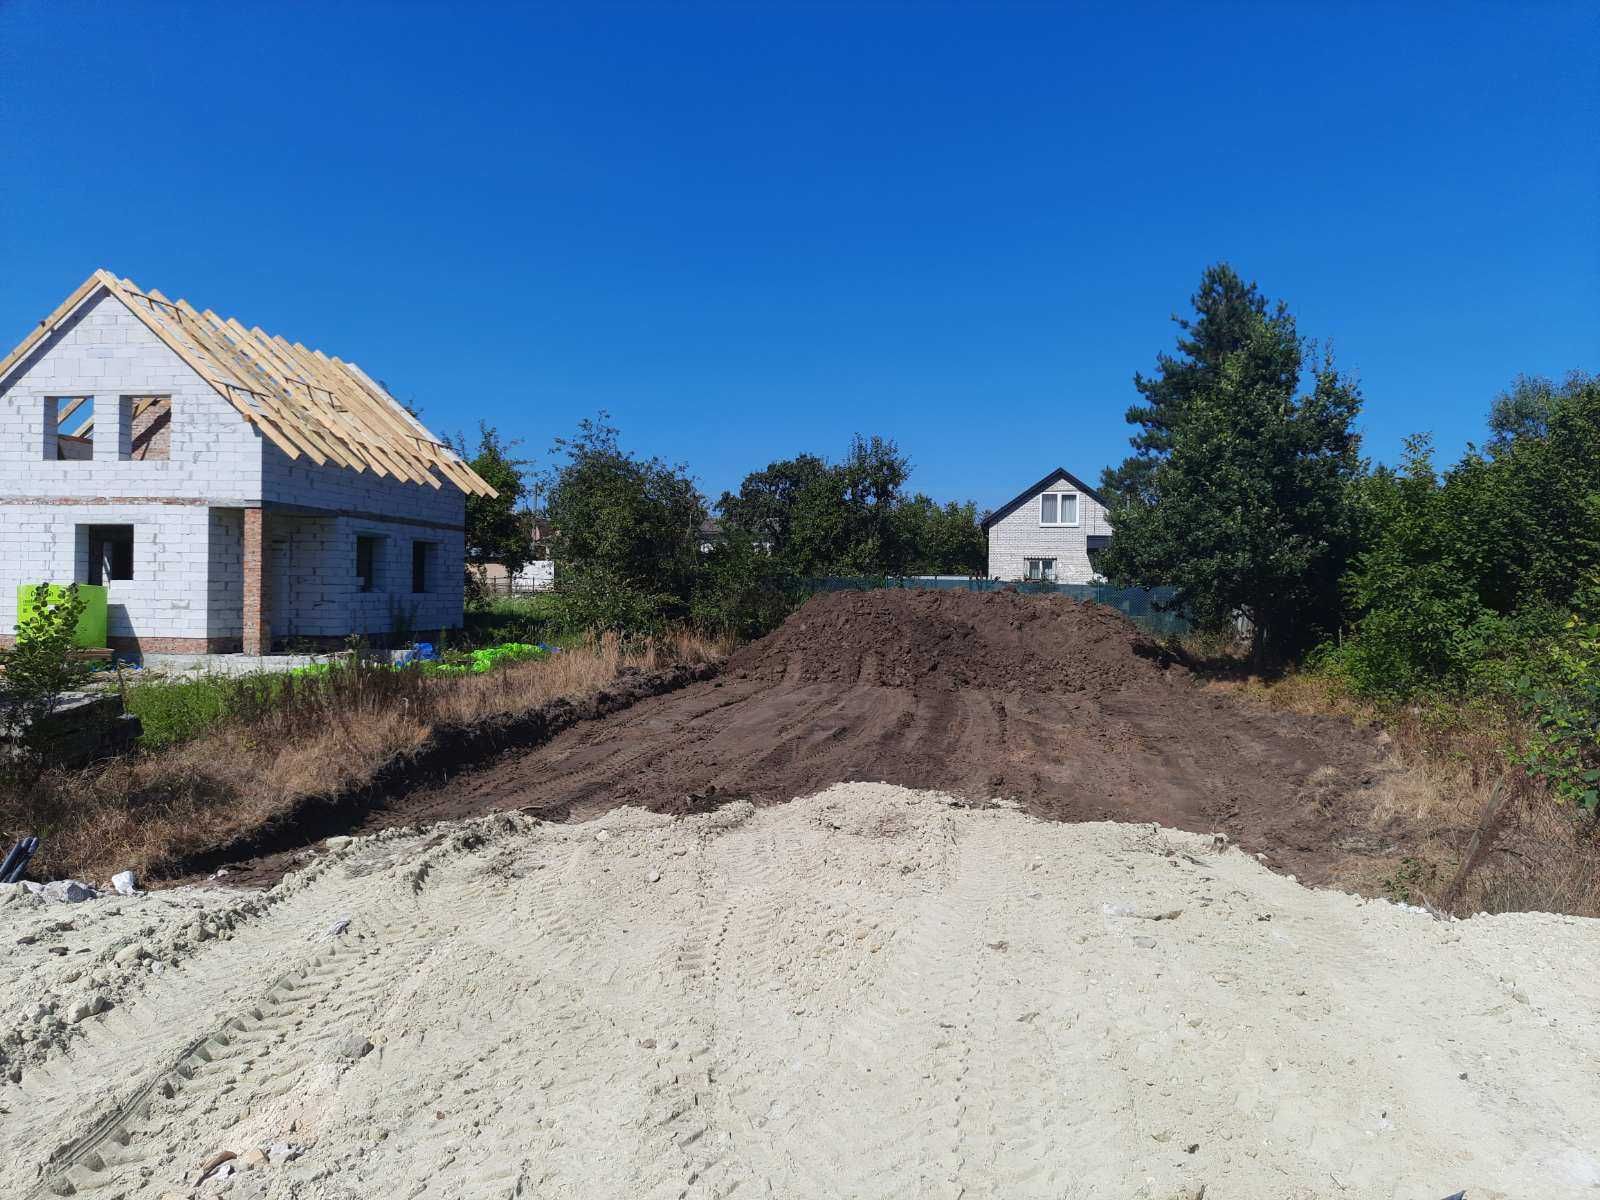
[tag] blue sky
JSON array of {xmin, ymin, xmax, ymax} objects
[{"xmin": 2, "ymin": 2, "xmax": 1595, "ymax": 512}]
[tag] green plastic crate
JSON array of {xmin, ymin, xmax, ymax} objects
[{"xmin": 15, "ymin": 583, "xmax": 108, "ymax": 649}]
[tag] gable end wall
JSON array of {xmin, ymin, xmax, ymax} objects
[
  {"xmin": 986, "ymin": 485, "xmax": 1111, "ymax": 584},
  {"xmin": 0, "ymin": 289, "xmax": 264, "ymax": 638}
]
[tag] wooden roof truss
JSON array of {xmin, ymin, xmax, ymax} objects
[{"xmin": 0, "ymin": 269, "xmax": 495, "ymax": 497}]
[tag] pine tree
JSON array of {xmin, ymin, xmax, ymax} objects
[{"xmin": 1098, "ymin": 265, "xmax": 1363, "ymax": 662}]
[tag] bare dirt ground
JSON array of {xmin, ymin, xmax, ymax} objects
[
  {"xmin": 4, "ymin": 784, "xmax": 1599, "ymax": 1200},
  {"xmin": 346, "ymin": 591, "xmax": 1398, "ymax": 890}
]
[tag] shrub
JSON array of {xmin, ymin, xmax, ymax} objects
[
  {"xmin": 1514, "ymin": 584, "xmax": 1600, "ymax": 812},
  {"xmin": 1, "ymin": 583, "xmax": 93, "ymax": 740},
  {"xmin": 557, "ymin": 566, "xmax": 682, "ymax": 636},
  {"xmin": 124, "ymin": 675, "xmax": 236, "ymax": 750},
  {"xmin": 464, "ymin": 593, "xmax": 573, "ymax": 647},
  {"xmin": 691, "ymin": 533, "xmax": 803, "ymax": 641}
]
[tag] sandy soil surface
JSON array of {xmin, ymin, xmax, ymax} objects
[
  {"xmin": 350, "ymin": 590, "xmax": 1395, "ymax": 891},
  {"xmin": 5, "ymin": 783, "xmax": 1597, "ymax": 1199}
]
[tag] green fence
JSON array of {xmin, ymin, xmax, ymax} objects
[{"xmin": 802, "ymin": 577, "xmax": 1189, "ymax": 635}]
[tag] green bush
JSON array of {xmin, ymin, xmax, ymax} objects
[
  {"xmin": 2, "ymin": 583, "xmax": 93, "ymax": 736},
  {"xmin": 124, "ymin": 675, "xmax": 237, "ymax": 750},
  {"xmin": 1513, "ymin": 586, "xmax": 1600, "ymax": 812},
  {"xmin": 557, "ymin": 566, "xmax": 682, "ymax": 636},
  {"xmin": 691, "ymin": 533, "xmax": 804, "ymax": 641},
  {"xmin": 463, "ymin": 593, "xmax": 573, "ymax": 647}
]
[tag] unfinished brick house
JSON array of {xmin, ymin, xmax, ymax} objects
[{"xmin": 0, "ymin": 270, "xmax": 495, "ymax": 655}]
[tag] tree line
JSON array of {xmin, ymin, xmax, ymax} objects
[{"xmin": 458, "ymin": 418, "xmax": 987, "ymax": 640}]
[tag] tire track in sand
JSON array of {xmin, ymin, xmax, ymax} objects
[{"xmin": 26, "ymin": 878, "xmax": 435, "ymax": 1200}]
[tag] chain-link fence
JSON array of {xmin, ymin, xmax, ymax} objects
[{"xmin": 800, "ymin": 577, "xmax": 1189, "ymax": 635}]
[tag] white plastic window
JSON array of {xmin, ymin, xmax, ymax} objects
[{"xmin": 1039, "ymin": 492, "xmax": 1079, "ymax": 526}]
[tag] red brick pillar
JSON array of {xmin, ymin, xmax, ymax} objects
[{"xmin": 243, "ymin": 507, "xmax": 268, "ymax": 655}]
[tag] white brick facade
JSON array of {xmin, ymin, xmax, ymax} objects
[
  {"xmin": 984, "ymin": 468, "xmax": 1112, "ymax": 585},
  {"xmin": 0, "ymin": 285, "xmax": 468, "ymax": 651}
]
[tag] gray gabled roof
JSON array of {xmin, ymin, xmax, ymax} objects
[{"xmin": 980, "ymin": 467, "xmax": 1107, "ymax": 530}]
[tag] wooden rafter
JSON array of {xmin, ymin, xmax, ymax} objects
[{"xmin": 0, "ymin": 270, "xmax": 496, "ymax": 496}]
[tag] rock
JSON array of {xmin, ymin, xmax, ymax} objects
[
  {"xmin": 266, "ymin": 1142, "xmax": 303, "ymax": 1166},
  {"xmin": 111, "ymin": 870, "xmax": 139, "ymax": 896},
  {"xmin": 240, "ymin": 1148, "xmax": 268, "ymax": 1169},
  {"xmin": 42, "ymin": 880, "xmax": 98, "ymax": 903},
  {"xmin": 198, "ymin": 1150, "xmax": 237, "ymax": 1180},
  {"xmin": 339, "ymin": 1034, "xmax": 373, "ymax": 1060},
  {"xmin": 594, "ymin": 830, "xmax": 610, "ymax": 843},
  {"xmin": 191, "ymin": 921, "xmax": 213, "ymax": 941},
  {"xmin": 1132, "ymin": 935, "xmax": 1158, "ymax": 949},
  {"xmin": 647, "ymin": 870, "xmax": 661, "ymax": 884},
  {"xmin": 115, "ymin": 942, "xmax": 147, "ymax": 965},
  {"xmin": 324, "ymin": 836, "xmax": 353, "ymax": 851},
  {"xmin": 325, "ymin": 917, "xmax": 351, "ymax": 938},
  {"xmin": 23, "ymin": 881, "xmax": 44, "ymax": 895},
  {"xmin": 68, "ymin": 995, "xmax": 110, "ymax": 1023}
]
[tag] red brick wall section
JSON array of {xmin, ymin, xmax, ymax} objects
[
  {"xmin": 242, "ymin": 506, "xmax": 268, "ymax": 656},
  {"xmin": 129, "ymin": 397, "xmax": 172, "ymax": 461},
  {"xmin": 0, "ymin": 635, "xmax": 240, "ymax": 653}
]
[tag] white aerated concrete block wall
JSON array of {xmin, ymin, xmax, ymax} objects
[
  {"xmin": 986, "ymin": 485, "xmax": 1112, "ymax": 584},
  {"xmin": 0, "ymin": 290, "xmax": 263, "ymax": 502},
  {"xmin": 0, "ymin": 503, "xmax": 217, "ymax": 639},
  {"xmin": 0, "ymin": 290, "xmax": 262, "ymax": 639},
  {"xmin": 262, "ymin": 425, "xmax": 467, "ymax": 638}
]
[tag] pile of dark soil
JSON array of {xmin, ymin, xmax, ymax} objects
[
  {"xmin": 226, "ymin": 589, "xmax": 1404, "ymax": 893},
  {"xmin": 728, "ymin": 589, "xmax": 1172, "ymax": 693}
]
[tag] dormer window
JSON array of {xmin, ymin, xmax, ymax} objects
[{"xmin": 1039, "ymin": 492, "xmax": 1079, "ymax": 527}]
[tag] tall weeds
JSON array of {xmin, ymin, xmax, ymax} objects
[
  {"xmin": 1223, "ymin": 667, "xmax": 1599, "ymax": 918},
  {"xmin": 0, "ymin": 631, "xmax": 728, "ymax": 886}
]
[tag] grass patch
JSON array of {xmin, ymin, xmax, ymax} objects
[
  {"xmin": 463, "ymin": 593, "xmax": 574, "ymax": 648},
  {"xmin": 123, "ymin": 676, "xmax": 234, "ymax": 751}
]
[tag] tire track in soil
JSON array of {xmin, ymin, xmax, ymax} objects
[{"xmin": 352, "ymin": 591, "xmax": 1395, "ymax": 891}]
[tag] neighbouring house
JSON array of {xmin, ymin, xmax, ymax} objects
[
  {"xmin": 698, "ymin": 518, "xmax": 773, "ymax": 556},
  {"xmin": 471, "ymin": 559, "xmax": 556, "ymax": 594},
  {"xmin": 469, "ymin": 516, "xmax": 555, "ymax": 594},
  {"xmin": 0, "ymin": 270, "xmax": 495, "ymax": 655},
  {"xmin": 982, "ymin": 466, "xmax": 1112, "ymax": 584}
]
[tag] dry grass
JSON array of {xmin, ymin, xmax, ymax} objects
[
  {"xmin": 0, "ymin": 630, "xmax": 729, "ymax": 886},
  {"xmin": 1216, "ymin": 667, "xmax": 1600, "ymax": 918}
]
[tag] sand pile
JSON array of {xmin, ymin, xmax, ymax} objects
[{"xmin": 5, "ymin": 784, "xmax": 1597, "ymax": 1199}]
